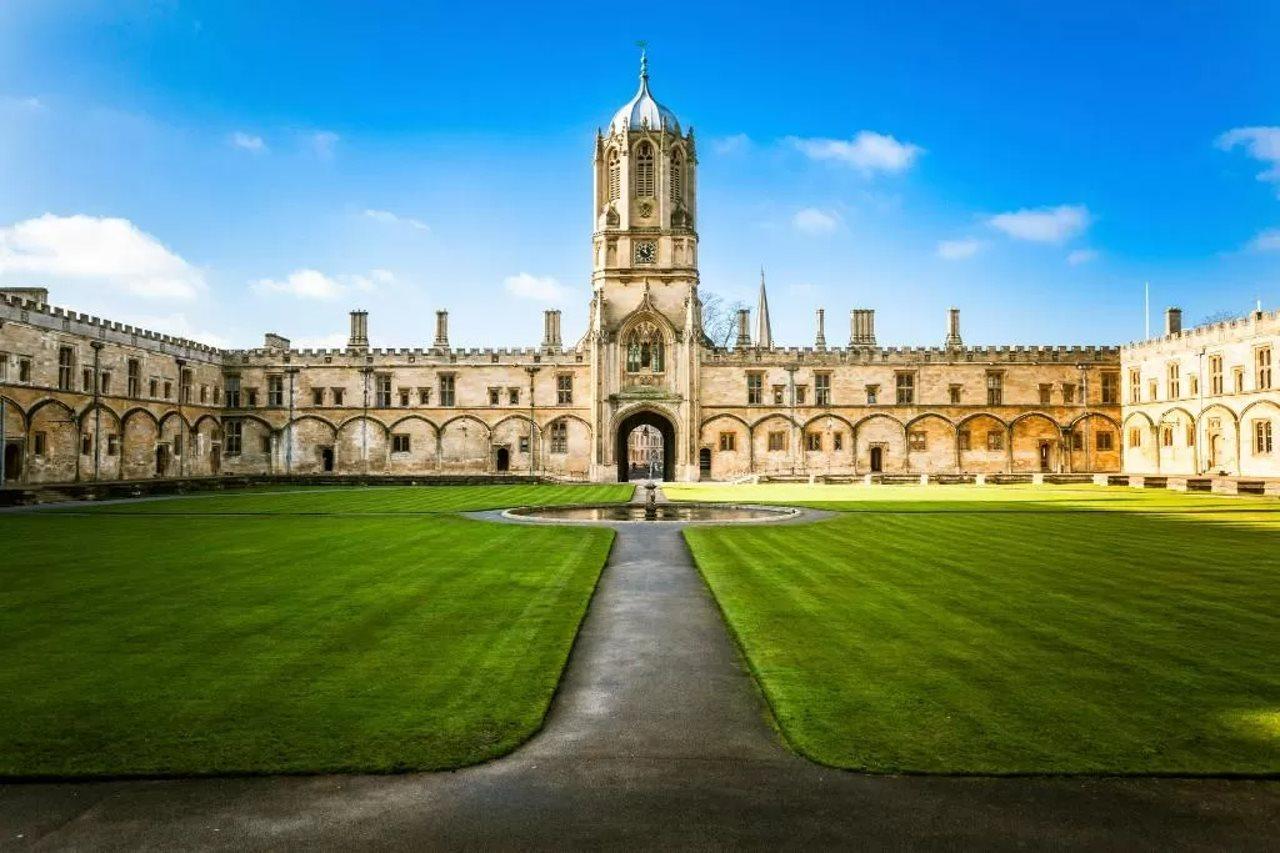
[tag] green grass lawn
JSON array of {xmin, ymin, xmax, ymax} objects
[
  {"xmin": 681, "ymin": 483, "xmax": 1280, "ymax": 774},
  {"xmin": 0, "ymin": 485, "xmax": 626, "ymax": 778}
]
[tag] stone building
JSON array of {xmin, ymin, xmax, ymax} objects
[
  {"xmin": 0, "ymin": 57, "xmax": 1147, "ymax": 486},
  {"xmin": 1121, "ymin": 306, "xmax": 1280, "ymax": 477}
]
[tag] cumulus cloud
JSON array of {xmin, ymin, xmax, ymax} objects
[
  {"xmin": 364, "ymin": 208, "xmax": 430, "ymax": 232},
  {"xmin": 253, "ymin": 268, "xmax": 395, "ymax": 301},
  {"xmin": 711, "ymin": 133, "xmax": 751, "ymax": 155},
  {"xmin": 1067, "ymin": 248, "xmax": 1099, "ymax": 265},
  {"xmin": 309, "ymin": 130, "xmax": 340, "ymax": 160},
  {"xmin": 1216, "ymin": 127, "xmax": 1280, "ymax": 190},
  {"xmin": 0, "ymin": 213, "xmax": 203, "ymax": 299},
  {"xmin": 937, "ymin": 238, "xmax": 983, "ymax": 260},
  {"xmin": 230, "ymin": 131, "xmax": 267, "ymax": 153},
  {"xmin": 1247, "ymin": 228, "xmax": 1280, "ymax": 252},
  {"xmin": 788, "ymin": 131, "xmax": 924, "ymax": 174},
  {"xmin": 792, "ymin": 207, "xmax": 840, "ymax": 235},
  {"xmin": 504, "ymin": 272, "xmax": 567, "ymax": 302},
  {"xmin": 987, "ymin": 204, "xmax": 1091, "ymax": 243}
]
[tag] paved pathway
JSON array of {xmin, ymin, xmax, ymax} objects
[{"xmin": 2, "ymin": 499, "xmax": 1277, "ymax": 849}]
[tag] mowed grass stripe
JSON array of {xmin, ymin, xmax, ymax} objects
[
  {"xmin": 685, "ymin": 485, "xmax": 1280, "ymax": 774},
  {"xmin": 0, "ymin": 490, "xmax": 616, "ymax": 778}
]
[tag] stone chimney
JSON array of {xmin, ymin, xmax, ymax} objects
[
  {"xmin": 347, "ymin": 310, "xmax": 369, "ymax": 349},
  {"xmin": 735, "ymin": 308, "xmax": 752, "ymax": 348},
  {"xmin": 264, "ymin": 332, "xmax": 291, "ymax": 350},
  {"xmin": 542, "ymin": 309, "xmax": 562, "ymax": 350},
  {"xmin": 815, "ymin": 308, "xmax": 827, "ymax": 351},
  {"xmin": 434, "ymin": 310, "xmax": 450, "ymax": 349},
  {"xmin": 1165, "ymin": 307, "xmax": 1182, "ymax": 336},
  {"xmin": 945, "ymin": 307, "xmax": 963, "ymax": 348},
  {"xmin": 0, "ymin": 286, "xmax": 49, "ymax": 305},
  {"xmin": 849, "ymin": 309, "xmax": 876, "ymax": 347}
]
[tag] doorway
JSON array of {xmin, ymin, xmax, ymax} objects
[
  {"xmin": 211, "ymin": 444, "xmax": 221, "ymax": 475},
  {"xmin": 615, "ymin": 410, "xmax": 676, "ymax": 481},
  {"xmin": 698, "ymin": 447, "xmax": 711, "ymax": 480},
  {"xmin": 1038, "ymin": 441, "xmax": 1052, "ymax": 472},
  {"xmin": 3, "ymin": 441, "xmax": 21, "ymax": 482},
  {"xmin": 155, "ymin": 444, "xmax": 170, "ymax": 477},
  {"xmin": 320, "ymin": 445, "xmax": 335, "ymax": 472},
  {"xmin": 869, "ymin": 446, "xmax": 883, "ymax": 473},
  {"xmin": 495, "ymin": 446, "xmax": 510, "ymax": 472}
]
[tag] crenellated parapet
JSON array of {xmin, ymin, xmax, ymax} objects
[
  {"xmin": 1123, "ymin": 307, "xmax": 1280, "ymax": 354},
  {"xmin": 703, "ymin": 343, "xmax": 1121, "ymax": 366}
]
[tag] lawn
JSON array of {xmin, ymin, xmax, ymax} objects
[
  {"xmin": 0, "ymin": 485, "xmax": 626, "ymax": 778},
  {"xmin": 680, "ymin": 483, "xmax": 1280, "ymax": 774}
]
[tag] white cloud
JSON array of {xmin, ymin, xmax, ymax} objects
[
  {"xmin": 711, "ymin": 133, "xmax": 751, "ymax": 155},
  {"xmin": 987, "ymin": 204, "xmax": 1091, "ymax": 243},
  {"xmin": 792, "ymin": 207, "xmax": 840, "ymax": 235},
  {"xmin": 1216, "ymin": 127, "xmax": 1280, "ymax": 189},
  {"xmin": 504, "ymin": 272, "xmax": 567, "ymax": 302},
  {"xmin": 788, "ymin": 131, "xmax": 924, "ymax": 174},
  {"xmin": 1, "ymin": 95, "xmax": 46, "ymax": 112},
  {"xmin": 1247, "ymin": 228, "xmax": 1280, "ymax": 252},
  {"xmin": 125, "ymin": 313, "xmax": 229, "ymax": 348},
  {"xmin": 1067, "ymin": 248, "xmax": 1099, "ymax": 266},
  {"xmin": 0, "ymin": 214, "xmax": 203, "ymax": 299},
  {"xmin": 937, "ymin": 238, "xmax": 983, "ymax": 260},
  {"xmin": 364, "ymin": 208, "xmax": 430, "ymax": 232},
  {"xmin": 230, "ymin": 131, "xmax": 267, "ymax": 153},
  {"xmin": 252, "ymin": 268, "xmax": 395, "ymax": 301},
  {"xmin": 309, "ymin": 130, "xmax": 339, "ymax": 160}
]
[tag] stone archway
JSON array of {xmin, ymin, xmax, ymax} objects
[{"xmin": 615, "ymin": 409, "xmax": 676, "ymax": 482}]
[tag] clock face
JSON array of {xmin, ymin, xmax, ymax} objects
[{"xmin": 634, "ymin": 241, "xmax": 657, "ymax": 265}]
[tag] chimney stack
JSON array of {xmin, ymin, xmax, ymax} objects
[
  {"xmin": 542, "ymin": 309, "xmax": 562, "ymax": 350},
  {"xmin": 1165, "ymin": 307, "xmax": 1182, "ymax": 336},
  {"xmin": 264, "ymin": 332, "xmax": 291, "ymax": 351},
  {"xmin": 434, "ymin": 310, "xmax": 450, "ymax": 349},
  {"xmin": 815, "ymin": 308, "xmax": 827, "ymax": 350},
  {"xmin": 348, "ymin": 310, "xmax": 369, "ymax": 349},
  {"xmin": 849, "ymin": 308, "xmax": 876, "ymax": 347},
  {"xmin": 945, "ymin": 307, "xmax": 963, "ymax": 348},
  {"xmin": 735, "ymin": 308, "xmax": 752, "ymax": 348}
]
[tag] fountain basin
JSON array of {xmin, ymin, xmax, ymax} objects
[{"xmin": 503, "ymin": 503, "xmax": 799, "ymax": 523}]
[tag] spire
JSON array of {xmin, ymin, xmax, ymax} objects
[
  {"xmin": 755, "ymin": 267, "xmax": 773, "ymax": 349},
  {"xmin": 639, "ymin": 44, "xmax": 649, "ymax": 81}
]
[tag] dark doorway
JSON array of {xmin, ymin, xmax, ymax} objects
[
  {"xmin": 495, "ymin": 446, "xmax": 510, "ymax": 472},
  {"xmin": 155, "ymin": 444, "xmax": 170, "ymax": 477},
  {"xmin": 1038, "ymin": 441, "xmax": 1051, "ymax": 472},
  {"xmin": 698, "ymin": 447, "xmax": 711, "ymax": 480},
  {"xmin": 3, "ymin": 442, "xmax": 22, "ymax": 482},
  {"xmin": 615, "ymin": 410, "xmax": 676, "ymax": 481},
  {"xmin": 320, "ymin": 446, "xmax": 334, "ymax": 472},
  {"xmin": 870, "ymin": 446, "xmax": 883, "ymax": 473},
  {"xmin": 211, "ymin": 444, "xmax": 221, "ymax": 475}
]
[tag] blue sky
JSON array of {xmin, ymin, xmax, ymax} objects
[{"xmin": 1, "ymin": 1, "xmax": 1278, "ymax": 350}]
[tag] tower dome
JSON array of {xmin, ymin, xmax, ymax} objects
[{"xmin": 609, "ymin": 52, "xmax": 680, "ymax": 135}]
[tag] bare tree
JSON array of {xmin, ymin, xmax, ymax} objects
[
  {"xmin": 700, "ymin": 291, "xmax": 747, "ymax": 348},
  {"xmin": 1198, "ymin": 309, "xmax": 1241, "ymax": 326}
]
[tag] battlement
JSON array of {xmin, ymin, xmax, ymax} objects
[
  {"xmin": 703, "ymin": 343, "xmax": 1121, "ymax": 365},
  {"xmin": 1122, "ymin": 308, "xmax": 1280, "ymax": 352},
  {"xmin": 222, "ymin": 344, "xmax": 588, "ymax": 365}
]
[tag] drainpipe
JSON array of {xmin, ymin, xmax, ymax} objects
[
  {"xmin": 360, "ymin": 367, "xmax": 372, "ymax": 477},
  {"xmin": 285, "ymin": 366, "xmax": 298, "ymax": 476},
  {"xmin": 92, "ymin": 341, "xmax": 104, "ymax": 482},
  {"xmin": 175, "ymin": 356, "xmax": 186, "ymax": 479}
]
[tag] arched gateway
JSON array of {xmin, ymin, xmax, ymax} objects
[{"xmin": 616, "ymin": 410, "xmax": 676, "ymax": 482}]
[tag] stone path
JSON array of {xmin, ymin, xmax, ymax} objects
[{"xmin": 2, "ymin": 501, "xmax": 1277, "ymax": 849}]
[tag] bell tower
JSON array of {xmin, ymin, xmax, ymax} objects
[{"xmin": 587, "ymin": 52, "xmax": 703, "ymax": 482}]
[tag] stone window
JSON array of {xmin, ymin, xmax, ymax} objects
[
  {"xmin": 635, "ymin": 141, "xmax": 655, "ymax": 197},
  {"xmin": 1038, "ymin": 384, "xmax": 1052, "ymax": 405},
  {"xmin": 268, "ymin": 375, "xmax": 284, "ymax": 407},
  {"xmin": 550, "ymin": 421, "xmax": 568, "ymax": 454},
  {"xmin": 332, "ymin": 387, "xmax": 345, "ymax": 406},
  {"xmin": 312, "ymin": 388, "xmax": 325, "ymax": 406},
  {"xmin": 895, "ymin": 372, "xmax": 915, "ymax": 405},
  {"xmin": 1071, "ymin": 431, "xmax": 1084, "ymax": 451},
  {"xmin": 670, "ymin": 149, "xmax": 684, "ymax": 204},
  {"xmin": 1128, "ymin": 426, "xmax": 1143, "ymax": 448},
  {"xmin": 181, "ymin": 369, "xmax": 193, "ymax": 403},
  {"xmin": 986, "ymin": 430, "xmax": 1004, "ymax": 451},
  {"xmin": 58, "ymin": 345, "xmax": 75, "ymax": 390},
  {"xmin": 806, "ymin": 432, "xmax": 823, "ymax": 451},
  {"xmin": 1208, "ymin": 355, "xmax": 1223, "ymax": 395},
  {"xmin": 1255, "ymin": 419, "xmax": 1273, "ymax": 454},
  {"xmin": 909, "ymin": 431, "xmax": 927, "ymax": 451},
  {"xmin": 772, "ymin": 385, "xmax": 785, "ymax": 405},
  {"xmin": 719, "ymin": 432, "xmax": 736, "ymax": 452},
  {"xmin": 1233, "ymin": 367, "xmax": 1244, "ymax": 394},
  {"xmin": 260, "ymin": 436, "xmax": 271, "ymax": 453},
  {"xmin": 107, "ymin": 434, "xmax": 119, "ymax": 456},
  {"xmin": 1256, "ymin": 346, "xmax": 1273, "ymax": 391},
  {"xmin": 607, "ymin": 148, "xmax": 620, "ymax": 202},
  {"xmin": 81, "ymin": 433, "xmax": 91, "ymax": 455},
  {"xmin": 949, "ymin": 384, "xmax": 963, "ymax": 405},
  {"xmin": 985, "ymin": 371, "xmax": 1003, "ymax": 406},
  {"xmin": 518, "ymin": 436, "xmax": 530, "ymax": 453},
  {"xmin": 958, "ymin": 430, "xmax": 971, "ymax": 451},
  {"xmin": 795, "ymin": 385, "xmax": 807, "ymax": 406},
  {"xmin": 1101, "ymin": 372, "xmax": 1119, "ymax": 404},
  {"xmin": 392, "ymin": 434, "xmax": 410, "ymax": 454},
  {"xmin": 418, "ymin": 387, "xmax": 432, "ymax": 405},
  {"xmin": 1128, "ymin": 368, "xmax": 1141, "ymax": 403},
  {"xmin": 767, "ymin": 430, "xmax": 787, "ymax": 451},
  {"xmin": 82, "ymin": 367, "xmax": 93, "ymax": 392},
  {"xmin": 200, "ymin": 384, "xmax": 208, "ymax": 403},
  {"xmin": 746, "ymin": 373, "xmax": 762, "ymax": 405},
  {"xmin": 1161, "ymin": 425, "xmax": 1173, "ymax": 446},
  {"xmin": 815, "ymin": 373, "xmax": 831, "ymax": 406},
  {"xmin": 224, "ymin": 420, "xmax": 242, "ymax": 455},
  {"xmin": 1188, "ymin": 374, "xmax": 1199, "ymax": 397},
  {"xmin": 375, "ymin": 374, "xmax": 392, "ymax": 407},
  {"xmin": 1096, "ymin": 431, "xmax": 1114, "ymax": 451},
  {"xmin": 488, "ymin": 387, "xmax": 500, "ymax": 406},
  {"xmin": 244, "ymin": 387, "xmax": 258, "ymax": 407},
  {"xmin": 19, "ymin": 358, "xmax": 32, "ymax": 383},
  {"xmin": 865, "ymin": 384, "xmax": 879, "ymax": 405},
  {"xmin": 100, "ymin": 371, "xmax": 112, "ymax": 395},
  {"xmin": 624, "ymin": 322, "xmax": 664, "ymax": 374},
  {"xmin": 1062, "ymin": 382, "xmax": 1076, "ymax": 404},
  {"xmin": 173, "ymin": 434, "xmax": 183, "ymax": 456},
  {"xmin": 439, "ymin": 374, "xmax": 456, "ymax": 406},
  {"xmin": 0, "ymin": 351, "xmax": 7, "ymax": 381},
  {"xmin": 833, "ymin": 432, "xmax": 844, "ymax": 451},
  {"xmin": 225, "ymin": 377, "xmax": 241, "ymax": 407},
  {"xmin": 396, "ymin": 387, "xmax": 409, "ymax": 407},
  {"xmin": 1147, "ymin": 379, "xmax": 1158, "ymax": 401},
  {"xmin": 1186, "ymin": 424, "xmax": 1196, "ymax": 446},
  {"xmin": 34, "ymin": 431, "xmax": 47, "ymax": 456},
  {"xmin": 508, "ymin": 387, "xmax": 520, "ymax": 405},
  {"xmin": 1166, "ymin": 362, "xmax": 1180, "ymax": 399},
  {"xmin": 164, "ymin": 381, "xmax": 173, "ymax": 400},
  {"xmin": 557, "ymin": 374, "xmax": 573, "ymax": 405}
]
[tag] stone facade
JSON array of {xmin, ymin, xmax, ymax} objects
[
  {"xmin": 0, "ymin": 59, "xmax": 1171, "ymax": 486},
  {"xmin": 1121, "ymin": 307, "xmax": 1280, "ymax": 477}
]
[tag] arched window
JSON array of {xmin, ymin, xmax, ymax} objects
[
  {"xmin": 624, "ymin": 320, "xmax": 665, "ymax": 374},
  {"xmin": 549, "ymin": 420, "xmax": 568, "ymax": 454},
  {"xmin": 607, "ymin": 149, "xmax": 620, "ymax": 202},
  {"xmin": 670, "ymin": 149, "xmax": 683, "ymax": 204},
  {"xmin": 635, "ymin": 142, "xmax": 655, "ymax": 198}
]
